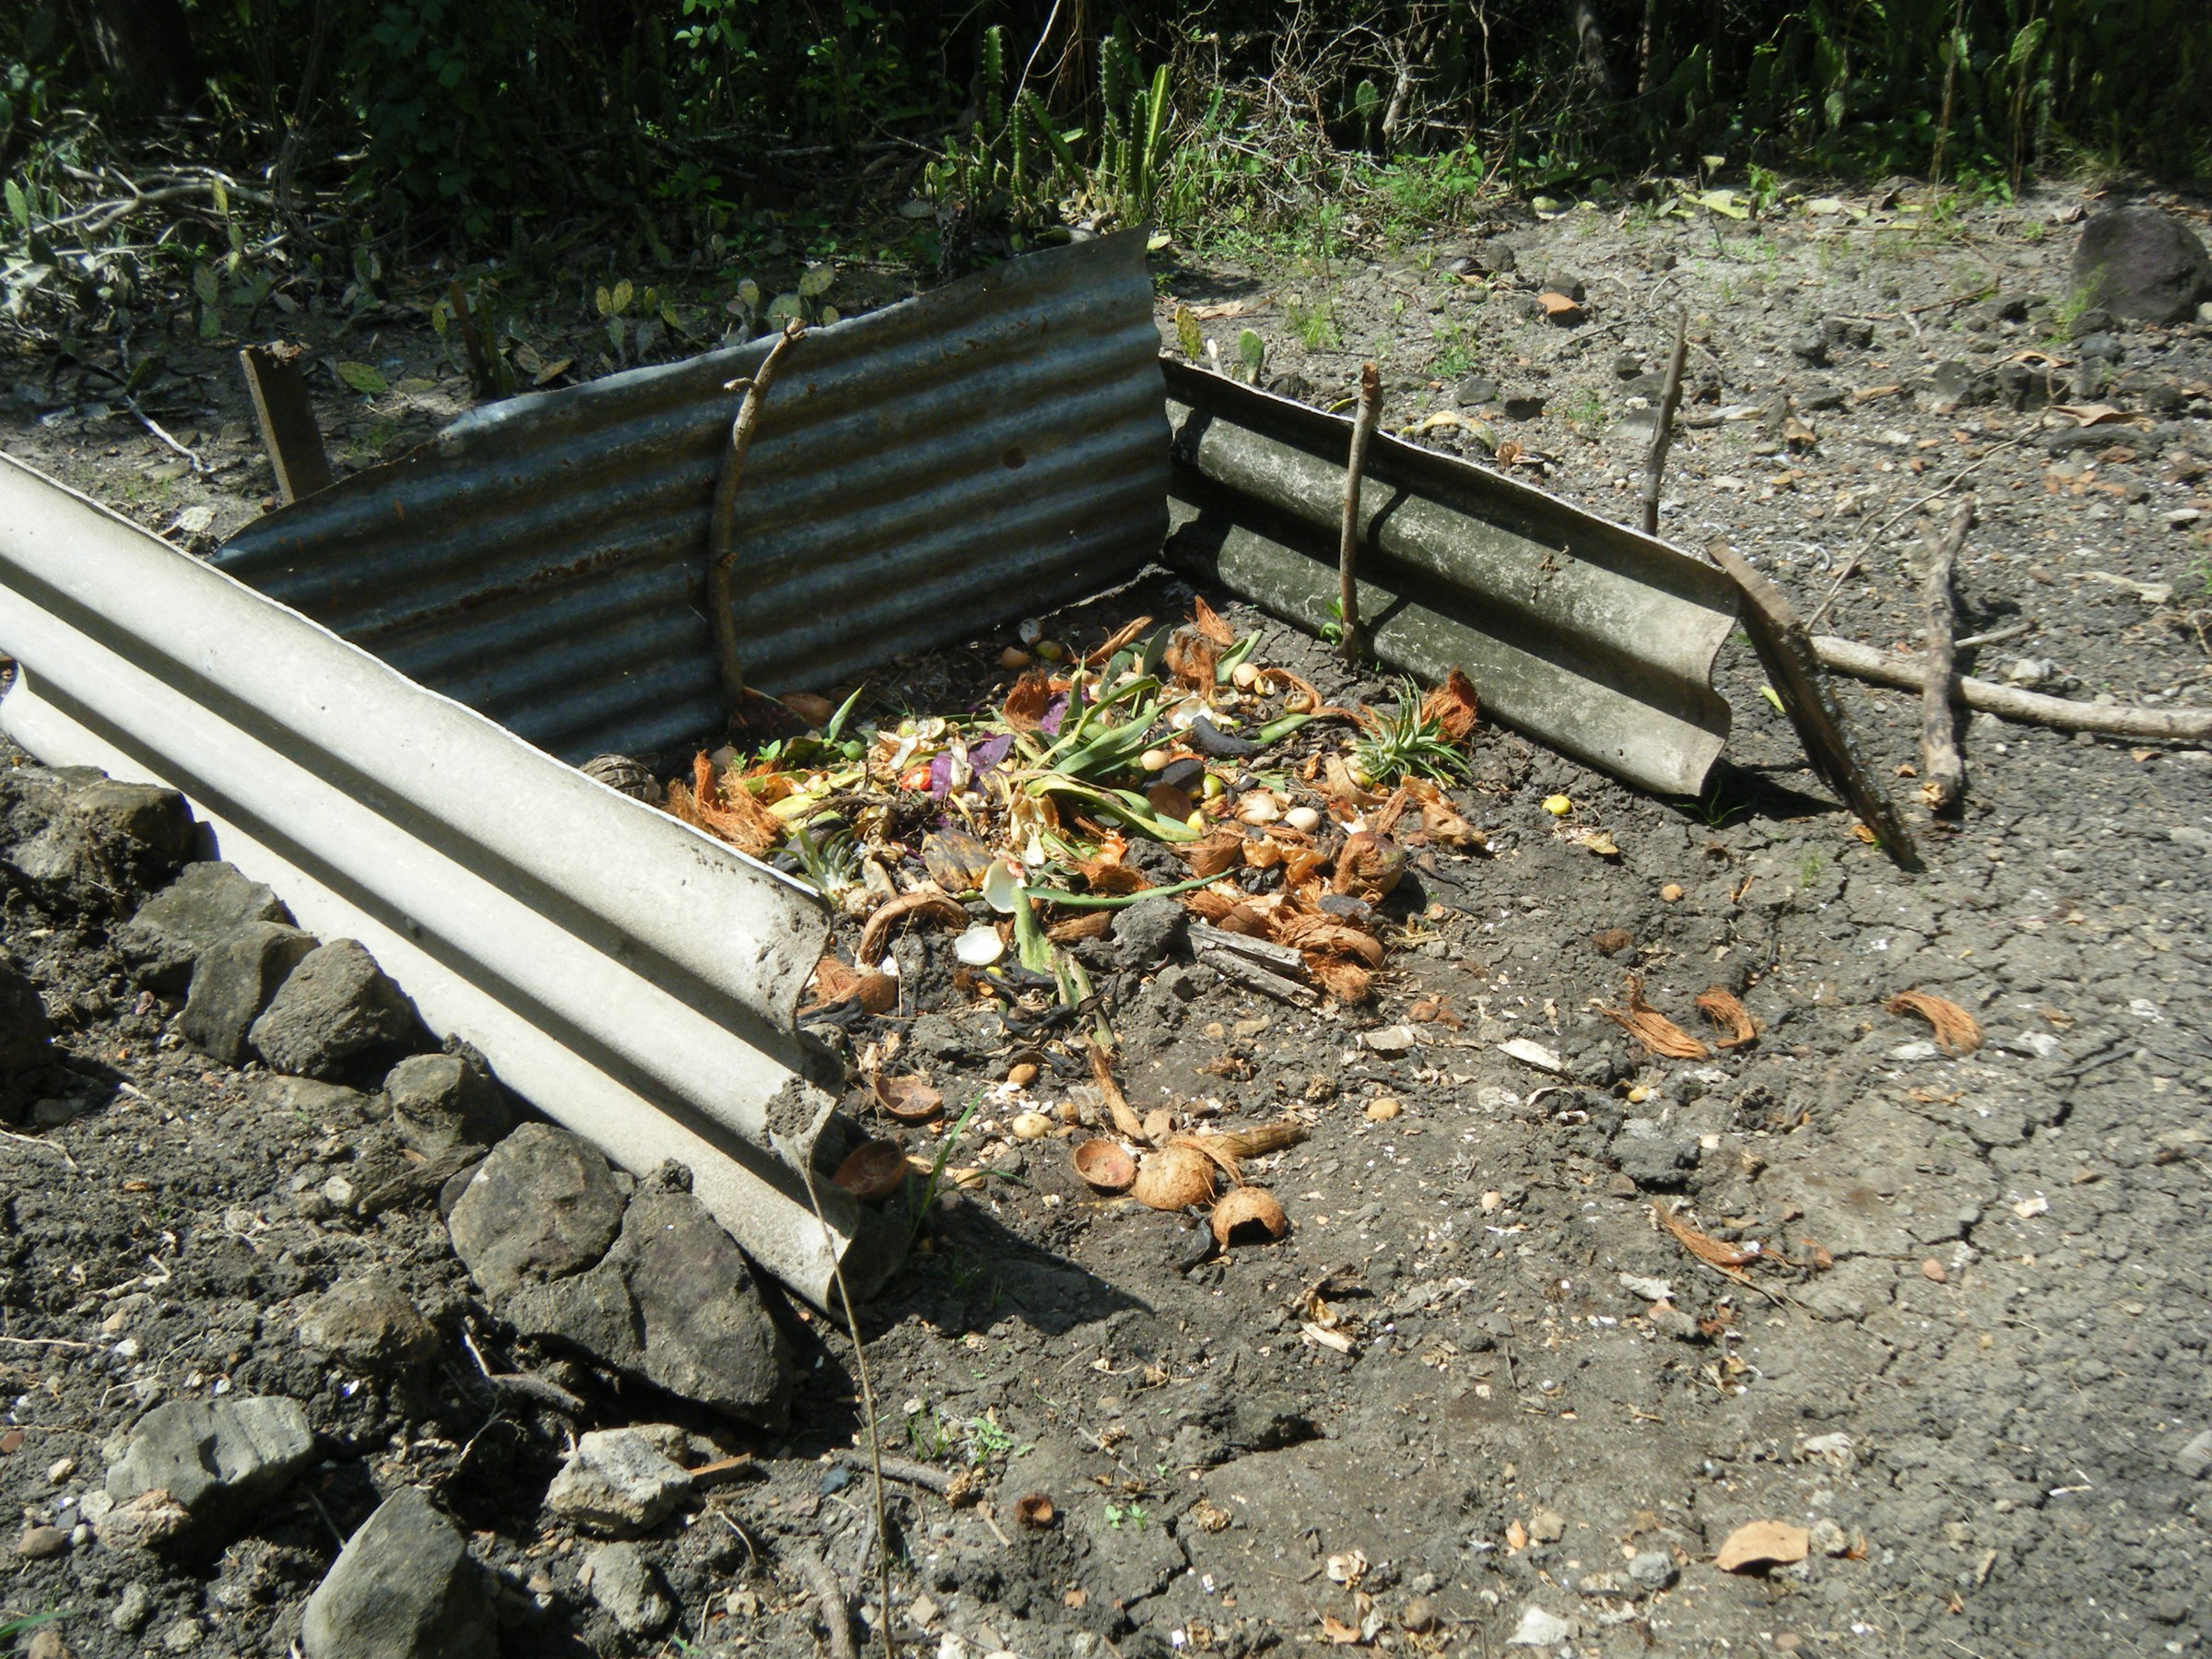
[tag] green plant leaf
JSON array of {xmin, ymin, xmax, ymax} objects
[
  {"xmin": 192, "ymin": 265, "xmax": 218, "ymax": 306},
  {"xmin": 3, "ymin": 179, "xmax": 27, "ymax": 229},
  {"xmin": 610, "ymin": 277, "xmax": 633, "ymax": 314},
  {"xmin": 797, "ymin": 265, "xmax": 834, "ymax": 299},
  {"xmin": 335, "ymin": 361, "xmax": 388, "ymax": 394}
]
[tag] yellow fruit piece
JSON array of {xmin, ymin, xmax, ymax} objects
[{"xmin": 1543, "ymin": 794, "xmax": 1572, "ymax": 817}]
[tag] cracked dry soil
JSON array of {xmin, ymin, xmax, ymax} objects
[{"xmin": 2, "ymin": 180, "xmax": 2209, "ymax": 1659}]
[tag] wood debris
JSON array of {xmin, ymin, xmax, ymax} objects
[
  {"xmin": 1599, "ymin": 975, "xmax": 1712, "ymax": 1059},
  {"xmin": 1886, "ymin": 989, "xmax": 1983, "ymax": 1053}
]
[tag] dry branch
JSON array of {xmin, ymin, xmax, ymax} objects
[
  {"xmin": 708, "ymin": 319, "xmax": 806, "ymax": 712},
  {"xmin": 1641, "ymin": 308, "xmax": 1688, "ymax": 538},
  {"xmin": 1811, "ymin": 638, "xmax": 2212, "ymax": 742},
  {"xmin": 1337, "ymin": 362, "xmax": 1382, "ymax": 662},
  {"xmin": 1918, "ymin": 501, "xmax": 1972, "ymax": 812}
]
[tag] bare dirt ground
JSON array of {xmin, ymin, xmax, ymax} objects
[{"xmin": 4, "ymin": 178, "xmax": 2210, "ymax": 1659}]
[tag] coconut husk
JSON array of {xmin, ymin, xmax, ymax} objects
[
  {"xmin": 1132, "ymin": 1143, "xmax": 1217, "ymax": 1210},
  {"xmin": 1400, "ymin": 777, "xmax": 1488, "ymax": 849},
  {"xmin": 666, "ymin": 752, "xmax": 782, "ymax": 855},
  {"xmin": 1001, "ymin": 669, "xmax": 1057, "ymax": 734},
  {"xmin": 803, "ymin": 956, "xmax": 899, "ymax": 1016},
  {"xmin": 1047, "ymin": 911, "xmax": 1113, "ymax": 944},
  {"xmin": 856, "ymin": 888, "xmax": 965, "ymax": 966},
  {"xmin": 1599, "ymin": 975, "xmax": 1712, "ymax": 1059},
  {"xmin": 1885, "ymin": 990, "xmax": 1983, "ymax": 1054},
  {"xmin": 1331, "ymin": 830, "xmax": 1405, "ymax": 900},
  {"xmin": 1694, "ymin": 986, "xmax": 1760, "ymax": 1049},
  {"xmin": 1083, "ymin": 614, "xmax": 1154, "ymax": 668},
  {"xmin": 1306, "ymin": 956, "xmax": 1373, "ymax": 1003},
  {"xmin": 1418, "ymin": 668, "xmax": 1482, "ymax": 744},
  {"xmin": 1177, "ymin": 830, "xmax": 1246, "ymax": 879},
  {"xmin": 1191, "ymin": 594, "xmax": 1236, "ymax": 646},
  {"xmin": 1210, "ymin": 1185, "xmax": 1288, "ymax": 1246},
  {"xmin": 1088, "ymin": 1040, "xmax": 1151, "ymax": 1144},
  {"xmin": 1654, "ymin": 1203, "xmax": 1759, "ymax": 1280}
]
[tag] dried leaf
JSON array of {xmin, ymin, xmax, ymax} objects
[
  {"xmin": 1714, "ymin": 1520, "xmax": 1810, "ymax": 1573},
  {"xmin": 1319, "ymin": 1613, "xmax": 1363, "ymax": 1645},
  {"xmin": 1654, "ymin": 1204, "xmax": 1760, "ymax": 1275},
  {"xmin": 1084, "ymin": 615, "xmax": 1154, "ymax": 667},
  {"xmin": 1001, "ymin": 669, "xmax": 1056, "ymax": 734},
  {"xmin": 1191, "ymin": 594, "xmax": 1237, "ymax": 647},
  {"xmin": 1694, "ymin": 986, "xmax": 1760, "ymax": 1049},
  {"xmin": 1400, "ymin": 777, "xmax": 1487, "ymax": 849},
  {"xmin": 923, "ymin": 829, "xmax": 998, "ymax": 893},
  {"xmin": 1275, "ymin": 912, "xmax": 1384, "ymax": 968},
  {"xmin": 804, "ymin": 957, "xmax": 899, "ymax": 1017},
  {"xmin": 1886, "ymin": 990, "xmax": 1983, "ymax": 1054},
  {"xmin": 856, "ymin": 888, "xmax": 965, "ymax": 966},
  {"xmin": 1418, "ymin": 668, "xmax": 1481, "ymax": 744},
  {"xmin": 1599, "ymin": 975, "xmax": 1711, "ymax": 1059},
  {"xmin": 873, "ymin": 1073, "xmax": 944, "ymax": 1123}
]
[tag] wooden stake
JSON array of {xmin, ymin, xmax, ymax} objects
[
  {"xmin": 1812, "ymin": 636, "xmax": 2212, "ymax": 742},
  {"xmin": 1641, "ymin": 308, "xmax": 1688, "ymax": 538},
  {"xmin": 707, "ymin": 319, "xmax": 806, "ymax": 714},
  {"xmin": 1918, "ymin": 501, "xmax": 1972, "ymax": 813},
  {"xmin": 1337, "ymin": 362, "xmax": 1382, "ymax": 662}
]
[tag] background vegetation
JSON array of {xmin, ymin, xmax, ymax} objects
[{"xmin": 2, "ymin": 0, "xmax": 2206, "ymax": 359}]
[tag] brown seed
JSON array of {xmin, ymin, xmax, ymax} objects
[
  {"xmin": 1007, "ymin": 1061, "xmax": 1039, "ymax": 1088},
  {"xmin": 1363, "ymin": 1098, "xmax": 1402, "ymax": 1122},
  {"xmin": 1661, "ymin": 883, "xmax": 1685, "ymax": 902},
  {"xmin": 1920, "ymin": 1258, "xmax": 1948, "ymax": 1284},
  {"xmin": 1000, "ymin": 645, "xmax": 1031, "ymax": 671},
  {"xmin": 1014, "ymin": 1492, "xmax": 1056, "ymax": 1529}
]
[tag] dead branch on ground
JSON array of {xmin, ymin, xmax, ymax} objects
[
  {"xmin": 1812, "ymin": 637, "xmax": 2212, "ymax": 741},
  {"xmin": 1640, "ymin": 308, "xmax": 1687, "ymax": 538},
  {"xmin": 1918, "ymin": 501, "xmax": 1973, "ymax": 812},
  {"xmin": 1338, "ymin": 361, "xmax": 1382, "ymax": 662},
  {"xmin": 708, "ymin": 319, "xmax": 806, "ymax": 712}
]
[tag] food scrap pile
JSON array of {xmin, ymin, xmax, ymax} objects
[{"xmin": 606, "ymin": 597, "xmax": 1495, "ymax": 1245}]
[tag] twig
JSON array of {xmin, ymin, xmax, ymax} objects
[
  {"xmin": 708, "ymin": 319, "xmax": 806, "ymax": 712},
  {"xmin": 1956, "ymin": 619, "xmax": 2031, "ymax": 652},
  {"xmin": 0, "ymin": 1126, "xmax": 77, "ymax": 1170},
  {"xmin": 1919, "ymin": 501, "xmax": 1972, "ymax": 813},
  {"xmin": 792, "ymin": 1546, "xmax": 860, "ymax": 1659},
  {"xmin": 0, "ymin": 1335, "xmax": 94, "ymax": 1350},
  {"xmin": 445, "ymin": 280, "xmax": 501, "ymax": 399},
  {"xmin": 800, "ymin": 1160, "xmax": 895, "ymax": 1659},
  {"xmin": 1811, "ymin": 637, "xmax": 2212, "ymax": 741},
  {"xmin": 1807, "ymin": 438, "xmax": 2025, "ymax": 628},
  {"xmin": 840, "ymin": 1451, "xmax": 953, "ymax": 1494},
  {"xmin": 1641, "ymin": 307, "xmax": 1688, "ymax": 538},
  {"xmin": 124, "ymin": 395, "xmax": 210, "ymax": 476},
  {"xmin": 1337, "ymin": 361, "xmax": 1382, "ymax": 662},
  {"xmin": 459, "ymin": 1327, "xmax": 586, "ymax": 1416}
]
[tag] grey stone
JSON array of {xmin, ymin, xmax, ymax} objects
[
  {"xmin": 1610, "ymin": 1120, "xmax": 1700, "ymax": 1190},
  {"xmin": 1112, "ymin": 895, "xmax": 1188, "ymax": 970},
  {"xmin": 18, "ymin": 1524, "xmax": 67, "ymax": 1558},
  {"xmin": 111, "ymin": 1583, "xmax": 156, "ymax": 1632},
  {"xmin": 2175, "ymin": 1428, "xmax": 2212, "ymax": 1479},
  {"xmin": 447, "ymin": 1124, "xmax": 626, "ymax": 1302},
  {"xmin": 0, "ymin": 770, "xmax": 193, "ymax": 907},
  {"xmin": 301, "ymin": 1487, "xmax": 497, "ymax": 1659},
  {"xmin": 116, "ymin": 863, "xmax": 287, "ymax": 993},
  {"xmin": 583, "ymin": 1541, "xmax": 675, "ymax": 1635},
  {"xmin": 1789, "ymin": 331, "xmax": 1830, "ymax": 367},
  {"xmin": 2073, "ymin": 206, "xmax": 2212, "ymax": 324},
  {"xmin": 298, "ymin": 1276, "xmax": 438, "ymax": 1371},
  {"xmin": 1455, "ymin": 373, "xmax": 1501, "ymax": 406},
  {"xmin": 181, "ymin": 921, "xmax": 317, "ymax": 1065},
  {"xmin": 1627, "ymin": 1548, "xmax": 1677, "ymax": 1590},
  {"xmin": 1538, "ymin": 272, "xmax": 1585, "ymax": 301},
  {"xmin": 1507, "ymin": 1604, "xmax": 1575, "ymax": 1646},
  {"xmin": 386, "ymin": 1052, "xmax": 512, "ymax": 1156},
  {"xmin": 249, "ymin": 939, "xmax": 422, "ymax": 1079},
  {"xmin": 0, "ymin": 956, "xmax": 51, "ymax": 1074},
  {"xmin": 545, "ymin": 1428, "xmax": 692, "ymax": 1537},
  {"xmin": 504, "ymin": 1185, "xmax": 793, "ymax": 1423},
  {"xmin": 104, "ymin": 1396, "xmax": 315, "ymax": 1539},
  {"xmin": 1925, "ymin": 359, "xmax": 1982, "ymax": 409},
  {"xmin": 1822, "ymin": 315, "xmax": 1875, "ymax": 351}
]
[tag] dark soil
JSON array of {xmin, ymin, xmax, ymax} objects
[{"xmin": 4, "ymin": 179, "xmax": 2210, "ymax": 1659}]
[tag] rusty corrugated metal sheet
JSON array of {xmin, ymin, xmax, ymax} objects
[{"xmin": 218, "ymin": 233, "xmax": 1170, "ymax": 761}]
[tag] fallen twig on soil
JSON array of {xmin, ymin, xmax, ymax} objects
[
  {"xmin": 1641, "ymin": 308, "xmax": 1688, "ymax": 538},
  {"xmin": 459, "ymin": 1328, "xmax": 587, "ymax": 1417},
  {"xmin": 839, "ymin": 1451, "xmax": 959, "ymax": 1495},
  {"xmin": 1811, "ymin": 637, "xmax": 2212, "ymax": 741},
  {"xmin": 1337, "ymin": 361, "xmax": 1382, "ymax": 662},
  {"xmin": 1918, "ymin": 501, "xmax": 1973, "ymax": 813},
  {"xmin": 708, "ymin": 319, "xmax": 806, "ymax": 712},
  {"xmin": 791, "ymin": 1546, "xmax": 859, "ymax": 1659}
]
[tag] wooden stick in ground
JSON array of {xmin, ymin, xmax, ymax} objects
[
  {"xmin": 708, "ymin": 319, "xmax": 806, "ymax": 712},
  {"xmin": 1918, "ymin": 500, "xmax": 1972, "ymax": 813},
  {"xmin": 1811, "ymin": 636, "xmax": 2212, "ymax": 742},
  {"xmin": 1641, "ymin": 307, "xmax": 1688, "ymax": 538},
  {"xmin": 1337, "ymin": 362, "xmax": 1382, "ymax": 662}
]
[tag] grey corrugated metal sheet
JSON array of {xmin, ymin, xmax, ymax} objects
[
  {"xmin": 218, "ymin": 232, "xmax": 1170, "ymax": 761},
  {"xmin": 1159, "ymin": 359, "xmax": 1738, "ymax": 797}
]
